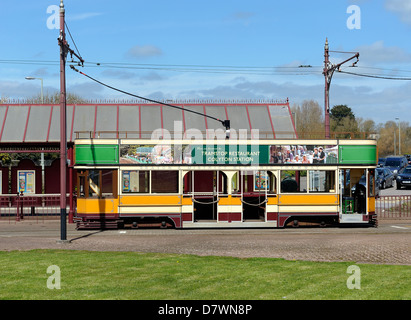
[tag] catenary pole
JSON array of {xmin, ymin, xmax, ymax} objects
[
  {"xmin": 59, "ymin": 0, "xmax": 68, "ymax": 242},
  {"xmin": 323, "ymin": 38, "xmax": 359, "ymax": 139}
]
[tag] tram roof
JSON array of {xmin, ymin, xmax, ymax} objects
[{"xmin": 0, "ymin": 100, "xmax": 296, "ymax": 143}]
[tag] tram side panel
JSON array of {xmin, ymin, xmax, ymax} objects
[
  {"xmin": 118, "ymin": 194, "xmax": 183, "ymax": 228},
  {"xmin": 277, "ymin": 194, "xmax": 340, "ymax": 227}
]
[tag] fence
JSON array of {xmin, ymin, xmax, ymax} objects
[
  {"xmin": 376, "ymin": 196, "xmax": 411, "ymax": 220},
  {"xmin": 1, "ymin": 194, "xmax": 408, "ymax": 224},
  {"xmin": 0, "ymin": 194, "xmax": 74, "ymax": 223}
]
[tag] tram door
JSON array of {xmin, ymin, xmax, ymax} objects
[
  {"xmin": 241, "ymin": 171, "xmax": 267, "ymax": 221},
  {"xmin": 193, "ymin": 171, "xmax": 218, "ymax": 222},
  {"xmin": 339, "ymin": 168, "xmax": 371, "ymax": 223}
]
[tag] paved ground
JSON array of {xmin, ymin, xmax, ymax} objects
[{"xmin": 0, "ymin": 219, "xmax": 410, "ymax": 265}]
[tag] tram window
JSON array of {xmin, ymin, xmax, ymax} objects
[
  {"xmin": 232, "ymin": 172, "xmax": 239, "ymax": 194},
  {"xmin": 254, "ymin": 171, "xmax": 276, "ymax": 193},
  {"xmin": 152, "ymin": 171, "xmax": 179, "ymax": 193},
  {"xmin": 368, "ymin": 169, "xmax": 375, "ymax": 197},
  {"xmin": 268, "ymin": 171, "xmax": 277, "ymax": 194},
  {"xmin": 280, "ymin": 170, "xmax": 307, "ymax": 193},
  {"xmin": 218, "ymin": 172, "xmax": 228, "ymax": 194},
  {"xmin": 101, "ymin": 170, "xmax": 117, "ymax": 198},
  {"xmin": 77, "ymin": 170, "xmax": 117, "ymax": 198},
  {"xmin": 77, "ymin": 171, "xmax": 87, "ymax": 198},
  {"xmin": 308, "ymin": 170, "xmax": 335, "ymax": 193},
  {"xmin": 88, "ymin": 170, "xmax": 100, "ymax": 198},
  {"xmin": 122, "ymin": 170, "xmax": 149, "ymax": 193},
  {"xmin": 183, "ymin": 172, "xmax": 192, "ymax": 194}
]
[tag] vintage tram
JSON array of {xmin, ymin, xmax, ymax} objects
[{"xmin": 74, "ymin": 136, "xmax": 377, "ymax": 229}]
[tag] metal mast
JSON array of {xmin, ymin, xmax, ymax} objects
[
  {"xmin": 323, "ymin": 38, "xmax": 359, "ymax": 139},
  {"xmin": 58, "ymin": 0, "xmax": 68, "ymax": 241}
]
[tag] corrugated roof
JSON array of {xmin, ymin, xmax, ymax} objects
[{"xmin": 0, "ymin": 100, "xmax": 296, "ymax": 142}]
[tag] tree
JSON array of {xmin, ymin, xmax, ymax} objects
[
  {"xmin": 290, "ymin": 100, "xmax": 324, "ymax": 138},
  {"xmin": 330, "ymin": 105, "xmax": 358, "ymax": 138},
  {"xmin": 377, "ymin": 120, "xmax": 411, "ymax": 157},
  {"xmin": 357, "ymin": 118, "xmax": 376, "ymax": 134},
  {"xmin": 0, "ymin": 95, "xmax": 8, "ymax": 104},
  {"xmin": 26, "ymin": 91, "xmax": 87, "ymax": 104},
  {"xmin": 378, "ymin": 121, "xmax": 397, "ymax": 156},
  {"xmin": 330, "ymin": 105, "xmax": 355, "ymax": 123}
]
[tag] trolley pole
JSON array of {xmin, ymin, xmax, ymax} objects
[{"xmin": 58, "ymin": 0, "xmax": 68, "ymax": 242}]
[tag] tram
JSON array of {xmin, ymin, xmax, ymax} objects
[{"xmin": 73, "ymin": 136, "xmax": 378, "ymax": 229}]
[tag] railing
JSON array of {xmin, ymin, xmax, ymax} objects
[
  {"xmin": 2, "ymin": 194, "xmax": 408, "ymax": 224},
  {"xmin": 0, "ymin": 194, "xmax": 75, "ymax": 223},
  {"xmin": 376, "ymin": 196, "xmax": 411, "ymax": 219},
  {"xmin": 75, "ymin": 130, "xmax": 377, "ymax": 140}
]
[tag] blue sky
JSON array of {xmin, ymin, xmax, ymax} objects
[{"xmin": 1, "ymin": 0, "xmax": 411, "ymax": 125}]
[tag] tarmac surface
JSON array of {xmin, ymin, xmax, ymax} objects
[{"xmin": 0, "ymin": 219, "xmax": 410, "ymax": 265}]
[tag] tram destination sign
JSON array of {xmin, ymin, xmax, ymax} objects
[{"xmin": 118, "ymin": 143, "xmax": 341, "ymax": 165}]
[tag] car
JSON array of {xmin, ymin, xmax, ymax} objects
[
  {"xmin": 376, "ymin": 167, "xmax": 394, "ymax": 189},
  {"xmin": 384, "ymin": 156, "xmax": 408, "ymax": 178},
  {"xmin": 396, "ymin": 166, "xmax": 411, "ymax": 189},
  {"xmin": 378, "ymin": 157, "xmax": 386, "ymax": 167}
]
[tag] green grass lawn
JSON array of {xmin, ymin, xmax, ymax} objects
[{"xmin": 0, "ymin": 250, "xmax": 409, "ymax": 300}]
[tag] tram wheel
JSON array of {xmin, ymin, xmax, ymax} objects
[{"xmin": 292, "ymin": 219, "xmax": 299, "ymax": 227}]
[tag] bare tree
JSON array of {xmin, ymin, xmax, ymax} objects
[
  {"xmin": 291, "ymin": 100, "xmax": 324, "ymax": 138},
  {"xmin": 25, "ymin": 91, "xmax": 87, "ymax": 104}
]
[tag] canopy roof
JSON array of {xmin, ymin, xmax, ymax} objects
[{"xmin": 0, "ymin": 100, "xmax": 296, "ymax": 143}]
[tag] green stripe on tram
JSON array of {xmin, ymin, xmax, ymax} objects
[
  {"xmin": 339, "ymin": 145, "xmax": 377, "ymax": 164},
  {"xmin": 75, "ymin": 144, "xmax": 119, "ymax": 165}
]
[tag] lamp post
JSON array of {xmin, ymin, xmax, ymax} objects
[
  {"xmin": 25, "ymin": 77, "xmax": 44, "ymax": 103},
  {"xmin": 291, "ymin": 112, "xmax": 298, "ymax": 138},
  {"xmin": 396, "ymin": 117, "xmax": 401, "ymax": 156}
]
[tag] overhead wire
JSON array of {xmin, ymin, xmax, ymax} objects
[
  {"xmin": 64, "ymin": 22, "xmax": 82, "ymax": 59},
  {"xmin": 337, "ymin": 69, "xmax": 411, "ymax": 81},
  {"xmin": 3, "ymin": 57, "xmax": 411, "ymax": 79},
  {"xmin": 0, "ymin": 58, "xmax": 321, "ymax": 76}
]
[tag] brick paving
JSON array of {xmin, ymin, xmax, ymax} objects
[{"xmin": 0, "ymin": 220, "xmax": 410, "ymax": 265}]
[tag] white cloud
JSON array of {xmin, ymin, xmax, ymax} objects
[
  {"xmin": 125, "ymin": 45, "xmax": 163, "ymax": 59},
  {"xmin": 68, "ymin": 12, "xmax": 103, "ymax": 21},
  {"xmin": 101, "ymin": 69, "xmax": 137, "ymax": 80},
  {"xmin": 355, "ymin": 40, "xmax": 411, "ymax": 65},
  {"xmin": 385, "ymin": 0, "xmax": 411, "ymax": 24},
  {"xmin": 140, "ymin": 72, "xmax": 167, "ymax": 81}
]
